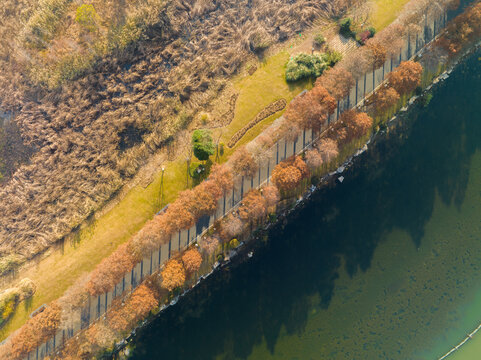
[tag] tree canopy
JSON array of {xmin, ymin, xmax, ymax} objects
[{"xmin": 192, "ymin": 130, "xmax": 215, "ymax": 161}]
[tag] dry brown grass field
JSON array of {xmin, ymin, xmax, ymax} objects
[{"xmin": 0, "ymin": 0, "xmax": 355, "ymax": 265}]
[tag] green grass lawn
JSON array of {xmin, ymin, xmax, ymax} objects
[
  {"xmin": 370, "ymin": 0, "xmax": 411, "ymax": 31},
  {"xmin": 218, "ymin": 50, "xmax": 310, "ymax": 156}
]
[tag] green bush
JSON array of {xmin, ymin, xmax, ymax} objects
[
  {"xmin": 0, "ymin": 289, "xmax": 19, "ymax": 327},
  {"xmin": 285, "ymin": 53, "xmax": 328, "ymax": 82},
  {"xmin": 229, "ymin": 238, "xmax": 240, "ymax": 249},
  {"xmin": 368, "ymin": 27, "xmax": 377, "ymax": 37},
  {"xmin": 339, "ymin": 18, "xmax": 354, "ymax": 38},
  {"xmin": 192, "ymin": 129, "xmax": 215, "ymax": 161},
  {"xmin": 75, "ymin": 4, "xmax": 99, "ymax": 32},
  {"xmin": 313, "ymin": 33, "xmax": 325, "ymax": 46},
  {"xmin": 324, "ymin": 50, "xmax": 343, "ymax": 67}
]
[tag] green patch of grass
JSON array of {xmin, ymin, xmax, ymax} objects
[
  {"xmin": 219, "ymin": 51, "xmax": 311, "ymax": 157},
  {"xmin": 370, "ymin": 0, "xmax": 411, "ymax": 31}
]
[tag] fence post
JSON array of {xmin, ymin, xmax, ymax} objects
[
  {"xmin": 267, "ymin": 159, "xmax": 270, "ymax": 184},
  {"xmin": 223, "ymin": 192, "xmax": 226, "ymax": 216},
  {"xmin": 276, "ymin": 142, "xmax": 279, "ymax": 164},
  {"xmin": 150, "ymin": 251, "xmax": 153, "ymax": 275}
]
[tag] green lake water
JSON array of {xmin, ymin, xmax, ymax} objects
[{"xmin": 128, "ymin": 49, "xmax": 481, "ymax": 360}]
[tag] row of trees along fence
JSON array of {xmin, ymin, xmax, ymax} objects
[{"xmin": 20, "ymin": 5, "xmax": 450, "ymax": 360}]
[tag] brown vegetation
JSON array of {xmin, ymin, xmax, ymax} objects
[
  {"xmin": 8, "ymin": 303, "xmax": 61, "ymax": 359},
  {"xmin": 161, "ymin": 259, "xmax": 186, "ymax": 291},
  {"xmin": 272, "ymin": 156, "xmax": 309, "ymax": 193},
  {"xmin": 228, "ymin": 99, "xmax": 287, "ymax": 148},
  {"xmin": 109, "ymin": 284, "xmax": 157, "ymax": 332},
  {"xmin": 372, "ymin": 86, "xmax": 400, "ymax": 115},
  {"xmin": 86, "ymin": 243, "xmax": 136, "ymax": 296},
  {"xmin": 0, "ymin": 0, "xmax": 349, "ymax": 262},
  {"xmin": 435, "ymin": 1, "xmax": 481, "ymax": 54},
  {"xmin": 198, "ymin": 236, "xmax": 219, "ymax": 256},
  {"xmin": 285, "ymin": 85, "xmax": 336, "ymax": 131},
  {"xmin": 387, "ymin": 61, "xmax": 423, "ymax": 95},
  {"xmin": 229, "ymin": 146, "xmax": 259, "ymax": 178},
  {"xmin": 239, "ymin": 190, "xmax": 267, "ymax": 223},
  {"xmin": 182, "ymin": 248, "xmax": 203, "ymax": 273}
]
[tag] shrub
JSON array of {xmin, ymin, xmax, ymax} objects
[
  {"xmin": 17, "ymin": 278, "xmax": 36, "ymax": 300},
  {"xmin": 200, "ymin": 112, "xmax": 209, "ymax": 125},
  {"xmin": 0, "ymin": 254, "xmax": 22, "ymax": 276},
  {"xmin": 285, "ymin": 53, "xmax": 328, "ymax": 82},
  {"xmin": 421, "ymin": 93, "xmax": 433, "ymax": 108},
  {"xmin": 0, "ymin": 289, "xmax": 20, "ymax": 327},
  {"xmin": 192, "ymin": 129, "xmax": 215, "ymax": 161},
  {"xmin": 324, "ymin": 50, "xmax": 343, "ymax": 67},
  {"xmin": 229, "ymin": 238, "xmax": 240, "ymax": 249},
  {"xmin": 313, "ymin": 33, "xmax": 325, "ymax": 46},
  {"xmin": 339, "ymin": 18, "xmax": 354, "ymax": 38},
  {"xmin": 357, "ymin": 30, "xmax": 371, "ymax": 45},
  {"xmin": 248, "ymin": 30, "xmax": 272, "ymax": 53},
  {"xmin": 75, "ymin": 4, "xmax": 99, "ymax": 32}
]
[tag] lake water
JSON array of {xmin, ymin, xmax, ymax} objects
[{"xmin": 128, "ymin": 48, "xmax": 481, "ymax": 360}]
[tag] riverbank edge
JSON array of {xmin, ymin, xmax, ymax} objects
[{"xmin": 111, "ymin": 35, "xmax": 481, "ymax": 360}]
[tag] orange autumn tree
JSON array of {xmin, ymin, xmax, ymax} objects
[
  {"xmin": 316, "ymin": 67, "xmax": 354, "ymax": 114},
  {"xmin": 209, "ymin": 164, "xmax": 234, "ymax": 192},
  {"xmin": 239, "ymin": 189, "xmax": 267, "ymax": 224},
  {"xmin": 174, "ymin": 186, "xmax": 217, "ymax": 222},
  {"xmin": 165, "ymin": 198, "xmax": 195, "ymax": 232},
  {"xmin": 372, "ymin": 86, "xmax": 400, "ymax": 116},
  {"xmin": 262, "ymin": 185, "xmax": 280, "ymax": 208},
  {"xmin": 199, "ymin": 236, "xmax": 219, "ymax": 256},
  {"xmin": 10, "ymin": 302, "xmax": 62, "ymax": 359},
  {"xmin": 182, "ymin": 248, "xmax": 203, "ymax": 273},
  {"xmin": 229, "ymin": 146, "xmax": 258, "ymax": 178},
  {"xmin": 340, "ymin": 110, "xmax": 373, "ymax": 141},
  {"xmin": 161, "ymin": 259, "xmax": 186, "ymax": 291},
  {"xmin": 203, "ymin": 164, "xmax": 233, "ymax": 200},
  {"xmin": 305, "ymin": 149, "xmax": 323, "ymax": 170},
  {"xmin": 87, "ymin": 242, "xmax": 136, "ymax": 296},
  {"xmin": 387, "ymin": 61, "xmax": 423, "ymax": 95},
  {"xmin": 285, "ymin": 85, "xmax": 336, "ymax": 131},
  {"xmin": 318, "ymin": 138, "xmax": 339, "ymax": 164},
  {"xmin": 131, "ymin": 216, "xmax": 173, "ymax": 256},
  {"xmin": 219, "ymin": 215, "xmax": 244, "ymax": 242},
  {"xmin": 272, "ymin": 156, "xmax": 309, "ymax": 193},
  {"xmin": 109, "ymin": 284, "xmax": 157, "ymax": 332}
]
